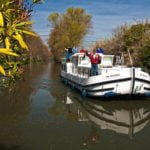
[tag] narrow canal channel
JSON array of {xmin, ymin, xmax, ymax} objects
[{"xmin": 0, "ymin": 61, "xmax": 150, "ymax": 150}]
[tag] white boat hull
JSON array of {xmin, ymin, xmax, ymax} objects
[{"xmin": 60, "ymin": 67, "xmax": 150, "ymax": 97}]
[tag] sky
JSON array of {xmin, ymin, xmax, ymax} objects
[{"xmin": 32, "ymin": 0, "xmax": 150, "ymax": 46}]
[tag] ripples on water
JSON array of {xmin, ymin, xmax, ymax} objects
[{"xmin": 0, "ymin": 62, "xmax": 150, "ymax": 150}]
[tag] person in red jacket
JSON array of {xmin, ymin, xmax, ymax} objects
[
  {"xmin": 89, "ymin": 49, "xmax": 101, "ymax": 76},
  {"xmin": 79, "ymin": 47, "xmax": 87, "ymax": 53}
]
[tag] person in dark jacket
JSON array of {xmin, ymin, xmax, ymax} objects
[
  {"xmin": 65, "ymin": 48, "xmax": 73, "ymax": 62},
  {"xmin": 96, "ymin": 47, "xmax": 104, "ymax": 54}
]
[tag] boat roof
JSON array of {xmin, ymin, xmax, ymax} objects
[{"xmin": 72, "ymin": 53, "xmax": 85, "ymax": 57}]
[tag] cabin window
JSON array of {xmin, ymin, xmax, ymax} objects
[
  {"xmin": 71, "ymin": 56, "xmax": 78, "ymax": 66},
  {"xmin": 78, "ymin": 56, "xmax": 90, "ymax": 65},
  {"xmin": 101, "ymin": 55, "xmax": 114, "ymax": 67}
]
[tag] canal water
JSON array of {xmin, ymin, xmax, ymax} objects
[{"xmin": 0, "ymin": 62, "xmax": 150, "ymax": 150}]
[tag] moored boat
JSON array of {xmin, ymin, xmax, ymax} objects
[{"xmin": 60, "ymin": 52, "xmax": 150, "ymax": 98}]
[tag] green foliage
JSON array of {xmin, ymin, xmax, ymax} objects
[
  {"xmin": 0, "ymin": 0, "xmax": 44, "ymax": 86},
  {"xmin": 97, "ymin": 21, "xmax": 150, "ymax": 70},
  {"xmin": 48, "ymin": 7, "xmax": 92, "ymax": 61},
  {"xmin": 140, "ymin": 46, "xmax": 150, "ymax": 70},
  {"xmin": 124, "ymin": 24, "xmax": 145, "ymax": 46},
  {"xmin": 122, "ymin": 22, "xmax": 150, "ymax": 68}
]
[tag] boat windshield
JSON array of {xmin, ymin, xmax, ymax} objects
[
  {"xmin": 101, "ymin": 55, "xmax": 114, "ymax": 67},
  {"xmin": 71, "ymin": 53, "xmax": 91, "ymax": 68}
]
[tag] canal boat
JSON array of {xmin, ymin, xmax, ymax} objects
[{"xmin": 60, "ymin": 53, "xmax": 150, "ymax": 97}]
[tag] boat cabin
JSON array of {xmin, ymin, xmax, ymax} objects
[
  {"xmin": 70, "ymin": 53, "xmax": 115, "ymax": 68},
  {"xmin": 61, "ymin": 52, "xmax": 122, "ymax": 77}
]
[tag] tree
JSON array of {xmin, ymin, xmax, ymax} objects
[
  {"xmin": 95, "ymin": 21, "xmax": 150, "ymax": 70},
  {"xmin": 48, "ymin": 7, "xmax": 91, "ymax": 61},
  {"xmin": 0, "ymin": 0, "xmax": 43, "ymax": 76},
  {"xmin": 122, "ymin": 22, "xmax": 150, "ymax": 67},
  {"xmin": 24, "ymin": 34, "xmax": 49, "ymax": 62}
]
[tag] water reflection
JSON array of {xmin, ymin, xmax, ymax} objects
[
  {"xmin": 0, "ymin": 63, "xmax": 48, "ymax": 124},
  {"xmin": 81, "ymin": 100, "xmax": 150, "ymax": 139},
  {"xmin": 60, "ymin": 92, "xmax": 150, "ymax": 139},
  {"xmin": 0, "ymin": 63, "xmax": 48, "ymax": 148}
]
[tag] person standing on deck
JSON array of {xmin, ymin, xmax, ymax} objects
[
  {"xmin": 72, "ymin": 46, "xmax": 78, "ymax": 54},
  {"xmin": 65, "ymin": 48, "xmax": 73, "ymax": 62},
  {"xmin": 88, "ymin": 49, "xmax": 101, "ymax": 76},
  {"xmin": 79, "ymin": 47, "xmax": 87, "ymax": 53},
  {"xmin": 96, "ymin": 47, "xmax": 104, "ymax": 55}
]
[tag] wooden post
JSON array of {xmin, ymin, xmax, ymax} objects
[{"xmin": 127, "ymin": 48, "xmax": 133, "ymax": 66}]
